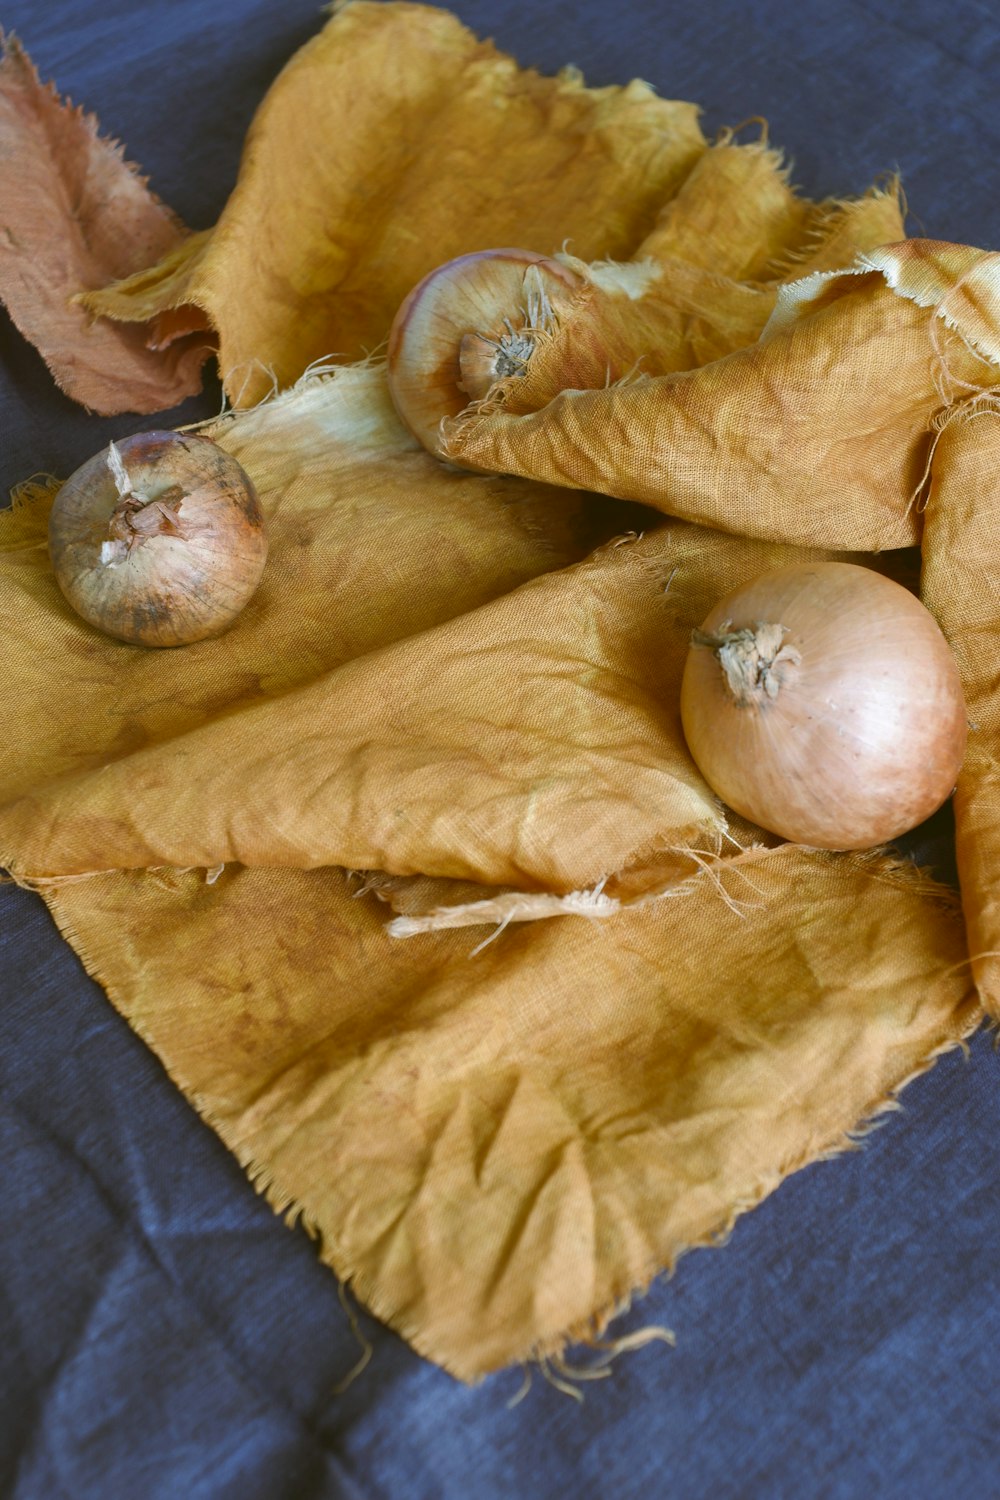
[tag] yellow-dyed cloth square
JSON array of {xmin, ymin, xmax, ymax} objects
[{"xmin": 0, "ymin": 3, "xmax": 991, "ymax": 1380}]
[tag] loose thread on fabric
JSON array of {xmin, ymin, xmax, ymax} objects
[
  {"xmin": 519, "ymin": 1322, "xmax": 677, "ymax": 1405},
  {"xmin": 226, "ymin": 359, "xmax": 280, "ymax": 413},
  {"xmin": 714, "ymin": 115, "xmax": 771, "ymax": 149},
  {"xmin": 936, "ymin": 947, "xmax": 1000, "ymax": 980},
  {"xmin": 549, "ymin": 1353, "xmax": 613, "ymax": 1384},
  {"xmin": 505, "ymin": 1365, "xmax": 533, "ymax": 1410},
  {"xmin": 468, "ymin": 906, "xmax": 519, "ymax": 958},
  {"xmin": 907, "ymin": 390, "xmax": 1000, "ymax": 516},
  {"xmin": 537, "ymin": 1356, "xmax": 585, "ymax": 1403},
  {"xmin": 928, "ymin": 270, "xmax": 1000, "ymax": 390},
  {"xmin": 7, "ymin": 472, "xmax": 61, "ymax": 508},
  {"xmin": 586, "ymin": 1324, "xmax": 677, "ymax": 1360},
  {"xmin": 331, "ymin": 1279, "xmax": 374, "ymax": 1396},
  {"xmin": 1, "ymin": 474, "xmax": 62, "ymax": 553}
]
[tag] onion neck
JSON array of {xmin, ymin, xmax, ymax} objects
[
  {"xmin": 455, "ymin": 268, "xmax": 559, "ymax": 401},
  {"xmin": 457, "ymin": 322, "xmax": 534, "ymax": 400},
  {"xmin": 693, "ymin": 621, "xmax": 801, "ymax": 707},
  {"xmin": 105, "ymin": 483, "xmax": 187, "ymax": 560}
]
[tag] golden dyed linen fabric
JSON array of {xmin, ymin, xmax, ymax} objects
[
  {"xmin": 921, "ymin": 398, "xmax": 1000, "ymax": 1020},
  {"xmin": 489, "ymin": 149, "xmax": 906, "ymax": 411},
  {"xmin": 38, "ymin": 854, "xmax": 978, "ymax": 1380},
  {"xmin": 445, "ymin": 241, "xmax": 1000, "ymax": 551},
  {"xmin": 0, "ymin": 518, "xmax": 720, "ymax": 887},
  {"xmin": 0, "ymin": 390, "xmax": 982, "ymax": 1378},
  {"xmin": 79, "ymin": 0, "xmax": 707, "ymax": 408},
  {"xmin": 634, "ymin": 140, "xmax": 903, "ymax": 280},
  {"xmin": 0, "ymin": 3, "xmax": 989, "ymax": 1382}
]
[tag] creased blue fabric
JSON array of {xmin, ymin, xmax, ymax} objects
[{"xmin": 1, "ymin": 3, "xmax": 998, "ymax": 1496}]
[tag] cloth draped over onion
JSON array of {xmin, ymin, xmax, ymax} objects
[{"xmin": 0, "ymin": 1, "xmax": 995, "ymax": 1380}]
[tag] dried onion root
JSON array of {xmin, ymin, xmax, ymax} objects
[
  {"xmin": 48, "ymin": 430, "xmax": 268, "ymax": 648},
  {"xmin": 680, "ymin": 562, "xmax": 968, "ymax": 849}
]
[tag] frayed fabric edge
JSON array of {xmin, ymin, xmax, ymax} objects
[
  {"xmin": 388, "ymin": 881, "xmax": 622, "ymax": 939},
  {"xmin": 0, "ymin": 473, "xmax": 62, "ymax": 550},
  {"xmin": 762, "ymin": 174, "xmax": 904, "ymax": 283},
  {"xmin": 511, "ymin": 997, "xmax": 983, "ymax": 1395},
  {"xmin": 385, "ymin": 847, "xmax": 750, "ymax": 941}
]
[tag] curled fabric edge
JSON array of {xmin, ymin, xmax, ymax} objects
[
  {"xmin": 764, "ymin": 239, "xmax": 1000, "ymax": 370},
  {"xmin": 461, "ymin": 239, "xmax": 1000, "ymax": 439}
]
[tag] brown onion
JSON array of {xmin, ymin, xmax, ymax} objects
[
  {"xmin": 386, "ymin": 248, "xmax": 582, "ymax": 454},
  {"xmin": 679, "ymin": 562, "xmax": 967, "ymax": 848},
  {"xmin": 48, "ymin": 430, "xmax": 268, "ymax": 647}
]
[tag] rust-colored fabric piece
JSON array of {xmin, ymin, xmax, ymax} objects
[
  {"xmin": 0, "ymin": 36, "xmax": 211, "ymax": 414},
  {"xmin": 0, "ymin": 5, "xmax": 989, "ymax": 1382}
]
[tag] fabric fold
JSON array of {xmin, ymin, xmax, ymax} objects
[
  {"xmin": 1, "ymin": 471, "xmax": 882, "ymax": 889},
  {"xmin": 921, "ymin": 395, "xmax": 1000, "ymax": 1020},
  {"xmin": 443, "ymin": 241, "xmax": 1000, "ymax": 550}
]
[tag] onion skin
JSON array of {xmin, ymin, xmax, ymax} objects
[
  {"xmin": 680, "ymin": 562, "xmax": 968, "ymax": 849},
  {"xmin": 386, "ymin": 248, "xmax": 582, "ymax": 455},
  {"xmin": 48, "ymin": 431, "xmax": 268, "ymax": 648}
]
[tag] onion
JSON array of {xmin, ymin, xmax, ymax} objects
[
  {"xmin": 48, "ymin": 430, "xmax": 268, "ymax": 648},
  {"xmin": 679, "ymin": 562, "xmax": 968, "ymax": 848},
  {"xmin": 386, "ymin": 248, "xmax": 582, "ymax": 453}
]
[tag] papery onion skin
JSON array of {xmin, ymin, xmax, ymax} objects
[
  {"xmin": 48, "ymin": 430, "xmax": 267, "ymax": 648},
  {"xmin": 679, "ymin": 562, "xmax": 968, "ymax": 849},
  {"xmin": 386, "ymin": 248, "xmax": 582, "ymax": 455}
]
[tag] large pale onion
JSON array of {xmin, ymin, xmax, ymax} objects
[{"xmin": 680, "ymin": 562, "xmax": 968, "ymax": 848}]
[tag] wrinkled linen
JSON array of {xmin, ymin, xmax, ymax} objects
[
  {"xmin": 444, "ymin": 242, "xmax": 1000, "ymax": 550},
  {"xmin": 38, "ymin": 851, "xmax": 977, "ymax": 1381},
  {"xmin": 0, "ymin": 2, "xmax": 990, "ymax": 1380},
  {"xmin": 75, "ymin": 0, "xmax": 706, "ymax": 407}
]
